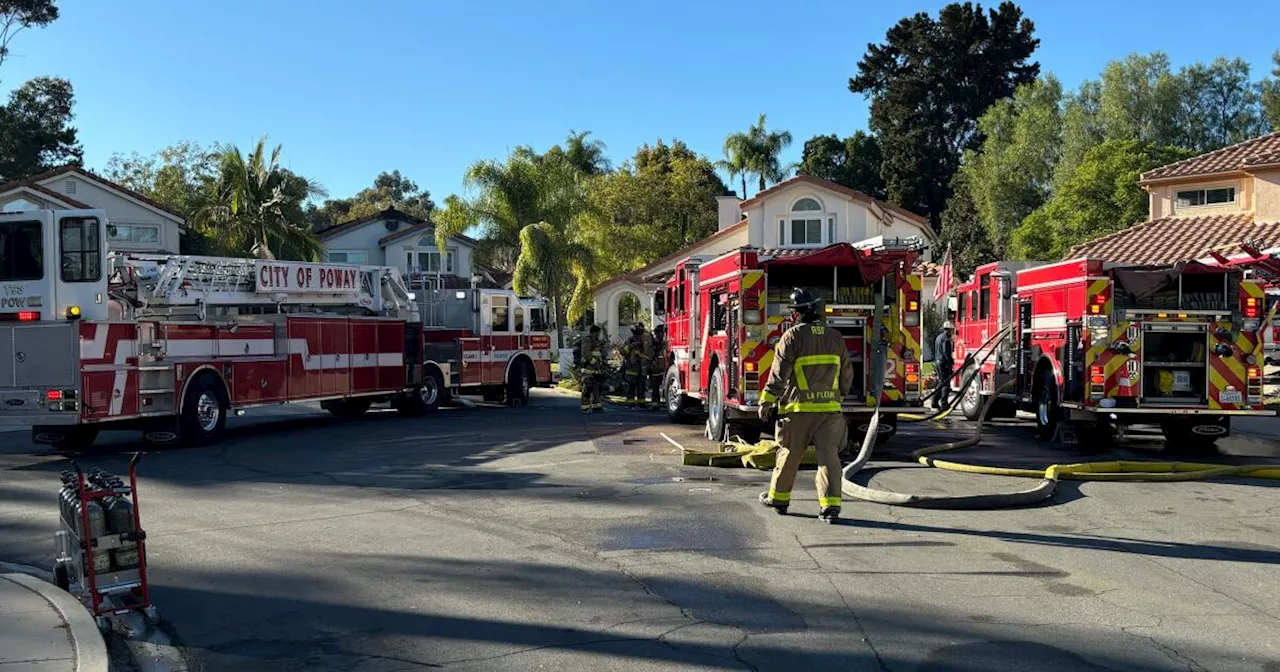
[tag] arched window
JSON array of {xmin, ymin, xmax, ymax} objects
[
  {"xmin": 792, "ymin": 197, "xmax": 822, "ymax": 212},
  {"xmin": 779, "ymin": 196, "xmax": 834, "ymax": 248}
]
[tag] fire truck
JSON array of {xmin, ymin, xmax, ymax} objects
[
  {"xmin": 658, "ymin": 237, "xmax": 927, "ymax": 444},
  {"xmin": 950, "ymin": 257, "xmax": 1272, "ymax": 449},
  {"xmin": 0, "ymin": 209, "xmax": 551, "ymax": 450}
]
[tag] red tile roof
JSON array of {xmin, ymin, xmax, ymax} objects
[
  {"xmin": 6, "ymin": 165, "xmax": 188, "ymax": 221},
  {"xmin": 0, "ymin": 182, "xmax": 93, "ymax": 209},
  {"xmin": 593, "ymin": 220, "xmax": 750, "ymax": 292},
  {"xmin": 914, "ymin": 260, "xmax": 941, "ymax": 277},
  {"xmin": 1067, "ymin": 213, "xmax": 1280, "ymax": 265},
  {"xmin": 1140, "ymin": 131, "xmax": 1280, "ymax": 182},
  {"xmin": 739, "ymin": 174, "xmax": 930, "ymax": 228}
]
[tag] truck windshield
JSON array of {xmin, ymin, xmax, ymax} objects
[{"xmin": 0, "ymin": 220, "xmax": 44, "ymax": 281}]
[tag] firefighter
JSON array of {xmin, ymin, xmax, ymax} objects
[
  {"xmin": 933, "ymin": 321, "xmax": 955, "ymax": 410},
  {"xmin": 579, "ymin": 325, "xmax": 606, "ymax": 413},
  {"xmin": 621, "ymin": 322, "xmax": 650, "ymax": 406},
  {"xmin": 757, "ymin": 288, "xmax": 853, "ymax": 524},
  {"xmin": 646, "ymin": 324, "xmax": 667, "ymax": 410}
]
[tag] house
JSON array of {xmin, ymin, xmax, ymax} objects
[
  {"xmin": 592, "ymin": 174, "xmax": 938, "ymax": 336},
  {"xmin": 316, "ymin": 207, "xmax": 501, "ymax": 288},
  {"xmin": 0, "ymin": 165, "xmax": 186, "ymax": 254},
  {"xmin": 1069, "ymin": 131, "xmax": 1280, "ymax": 267}
]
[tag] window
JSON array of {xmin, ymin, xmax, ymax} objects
[
  {"xmin": 60, "ymin": 217, "xmax": 101, "ymax": 283},
  {"xmin": 108, "ymin": 224, "xmax": 160, "ymax": 244},
  {"xmin": 979, "ymin": 274, "xmax": 990, "ymax": 319},
  {"xmin": 514, "ymin": 306, "xmax": 525, "ymax": 332},
  {"xmin": 405, "ymin": 249, "xmax": 455, "ymax": 273},
  {"xmin": 969, "ymin": 291, "xmax": 978, "ymax": 320},
  {"xmin": 792, "ymin": 197, "xmax": 822, "ymax": 211},
  {"xmin": 0, "ymin": 220, "xmax": 43, "ymax": 281},
  {"xmin": 1176, "ymin": 187, "xmax": 1235, "ymax": 208},
  {"xmin": 489, "ymin": 295, "xmax": 509, "ymax": 332},
  {"xmin": 327, "ymin": 250, "xmax": 369, "ymax": 264},
  {"xmin": 780, "ymin": 197, "xmax": 831, "ymax": 247},
  {"xmin": 530, "ymin": 307, "xmax": 548, "ymax": 331},
  {"xmin": 956, "ymin": 292, "xmax": 966, "ymax": 323}
]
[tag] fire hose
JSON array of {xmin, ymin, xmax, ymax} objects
[{"xmin": 841, "ymin": 317, "xmax": 1280, "ymax": 509}]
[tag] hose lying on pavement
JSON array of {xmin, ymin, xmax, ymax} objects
[{"xmin": 842, "ymin": 329, "xmax": 1280, "ymax": 508}]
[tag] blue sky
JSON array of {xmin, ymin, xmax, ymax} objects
[{"xmin": 3, "ymin": 0, "xmax": 1278, "ymax": 204}]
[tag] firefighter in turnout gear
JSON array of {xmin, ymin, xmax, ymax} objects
[
  {"xmin": 646, "ymin": 324, "xmax": 667, "ymax": 410},
  {"xmin": 621, "ymin": 322, "xmax": 651, "ymax": 406},
  {"xmin": 757, "ymin": 288, "xmax": 853, "ymax": 524},
  {"xmin": 579, "ymin": 325, "xmax": 606, "ymax": 413}
]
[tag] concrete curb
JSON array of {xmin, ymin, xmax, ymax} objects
[{"xmin": 6, "ymin": 573, "xmax": 109, "ymax": 672}]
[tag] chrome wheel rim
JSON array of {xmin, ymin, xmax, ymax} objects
[
  {"xmin": 708, "ymin": 374, "xmax": 723, "ymax": 432},
  {"xmin": 667, "ymin": 377, "xmax": 680, "ymax": 412},
  {"xmin": 196, "ymin": 392, "xmax": 220, "ymax": 432},
  {"xmin": 420, "ymin": 377, "xmax": 439, "ymax": 406},
  {"xmin": 1037, "ymin": 391, "xmax": 1051, "ymax": 426},
  {"xmin": 520, "ymin": 369, "xmax": 530, "ymax": 400},
  {"xmin": 963, "ymin": 381, "xmax": 978, "ymax": 413}
]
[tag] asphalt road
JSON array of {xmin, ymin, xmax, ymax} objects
[{"xmin": 2, "ymin": 391, "xmax": 1279, "ymax": 671}]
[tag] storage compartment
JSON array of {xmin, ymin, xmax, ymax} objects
[{"xmin": 1141, "ymin": 328, "xmax": 1207, "ymax": 404}]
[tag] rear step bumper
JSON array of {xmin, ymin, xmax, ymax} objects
[{"xmin": 1069, "ymin": 405, "xmax": 1273, "ymax": 416}]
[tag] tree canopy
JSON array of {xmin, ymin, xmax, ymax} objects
[
  {"xmin": 0, "ymin": 0, "xmax": 57, "ymax": 70},
  {"xmin": 307, "ymin": 170, "xmax": 434, "ymax": 231},
  {"xmin": 1009, "ymin": 140, "xmax": 1192, "ymax": 260},
  {"xmin": 796, "ymin": 131, "xmax": 886, "ymax": 200},
  {"xmin": 849, "ymin": 1, "xmax": 1040, "ymax": 230},
  {"xmin": 718, "ymin": 114, "xmax": 792, "ymax": 197}
]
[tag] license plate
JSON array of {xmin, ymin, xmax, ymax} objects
[{"xmin": 1218, "ymin": 390, "xmax": 1242, "ymax": 404}]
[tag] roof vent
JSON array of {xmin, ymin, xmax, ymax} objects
[
  {"xmin": 385, "ymin": 219, "xmax": 399, "ymax": 232},
  {"xmin": 65, "ymin": 180, "xmax": 76, "ymax": 195}
]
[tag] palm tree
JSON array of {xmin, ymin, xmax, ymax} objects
[
  {"xmin": 195, "ymin": 137, "xmax": 325, "ymax": 260},
  {"xmin": 746, "ymin": 113, "xmax": 793, "ymax": 192},
  {"xmin": 716, "ymin": 135, "xmax": 751, "ymax": 198},
  {"xmin": 560, "ymin": 130, "xmax": 611, "ymax": 175}
]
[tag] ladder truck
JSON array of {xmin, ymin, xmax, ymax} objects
[
  {"xmin": 658, "ymin": 237, "xmax": 927, "ymax": 445},
  {"xmin": 950, "ymin": 257, "xmax": 1273, "ymax": 450},
  {"xmin": 0, "ymin": 209, "xmax": 551, "ymax": 450}
]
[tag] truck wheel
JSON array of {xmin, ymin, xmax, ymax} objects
[
  {"xmin": 396, "ymin": 369, "xmax": 443, "ymax": 417},
  {"xmin": 960, "ymin": 381, "xmax": 982, "ymax": 420},
  {"xmin": 324, "ymin": 398, "xmax": 372, "ymax": 418},
  {"xmin": 180, "ymin": 374, "xmax": 228, "ymax": 447},
  {"xmin": 705, "ymin": 366, "xmax": 727, "ymax": 442},
  {"xmin": 664, "ymin": 366, "xmax": 693, "ymax": 423},
  {"xmin": 852, "ymin": 414, "xmax": 898, "ymax": 449},
  {"xmin": 1161, "ymin": 420, "xmax": 1223, "ymax": 455},
  {"xmin": 506, "ymin": 361, "xmax": 531, "ymax": 407},
  {"xmin": 1034, "ymin": 370, "xmax": 1060, "ymax": 440}
]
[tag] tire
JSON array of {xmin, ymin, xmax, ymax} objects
[
  {"xmin": 1161, "ymin": 420, "xmax": 1224, "ymax": 456},
  {"xmin": 396, "ymin": 369, "xmax": 444, "ymax": 417},
  {"xmin": 664, "ymin": 366, "xmax": 694, "ymax": 423},
  {"xmin": 705, "ymin": 366, "xmax": 727, "ymax": 442},
  {"xmin": 1034, "ymin": 369, "xmax": 1060, "ymax": 441},
  {"xmin": 53, "ymin": 563, "xmax": 70, "ymax": 592},
  {"xmin": 960, "ymin": 380, "xmax": 983, "ymax": 420},
  {"xmin": 506, "ymin": 360, "xmax": 531, "ymax": 407},
  {"xmin": 324, "ymin": 398, "xmax": 372, "ymax": 418},
  {"xmin": 179, "ymin": 373, "xmax": 228, "ymax": 447}
]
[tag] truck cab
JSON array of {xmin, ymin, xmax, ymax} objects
[{"xmin": 1, "ymin": 209, "xmax": 108, "ymax": 428}]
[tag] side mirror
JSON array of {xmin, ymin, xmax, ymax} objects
[{"xmin": 999, "ymin": 276, "xmax": 1012, "ymax": 300}]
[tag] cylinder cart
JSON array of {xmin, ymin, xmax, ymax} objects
[{"xmin": 53, "ymin": 452, "xmax": 159, "ymax": 632}]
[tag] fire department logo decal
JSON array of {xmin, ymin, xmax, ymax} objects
[{"xmin": 14, "ymin": 351, "xmax": 25, "ymax": 363}]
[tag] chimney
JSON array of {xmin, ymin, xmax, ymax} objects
[{"xmin": 716, "ymin": 195, "xmax": 741, "ymax": 232}]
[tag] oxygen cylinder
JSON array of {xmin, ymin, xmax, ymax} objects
[
  {"xmin": 103, "ymin": 478, "xmax": 139, "ymax": 571},
  {"xmin": 79, "ymin": 497, "xmax": 111, "ymax": 575}
]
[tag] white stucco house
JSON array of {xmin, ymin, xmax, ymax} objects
[
  {"xmin": 592, "ymin": 174, "xmax": 940, "ymax": 336},
  {"xmin": 316, "ymin": 207, "xmax": 507, "ymax": 289},
  {"xmin": 0, "ymin": 165, "xmax": 187, "ymax": 253}
]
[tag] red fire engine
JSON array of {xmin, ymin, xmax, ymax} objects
[
  {"xmin": 950, "ymin": 257, "xmax": 1272, "ymax": 449},
  {"xmin": 0, "ymin": 209, "xmax": 551, "ymax": 449},
  {"xmin": 658, "ymin": 237, "xmax": 927, "ymax": 444}
]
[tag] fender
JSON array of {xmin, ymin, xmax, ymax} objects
[
  {"xmin": 1035, "ymin": 354, "xmax": 1063, "ymax": 389},
  {"xmin": 503, "ymin": 351, "xmax": 535, "ymax": 381},
  {"xmin": 177, "ymin": 364, "xmax": 229, "ymax": 414}
]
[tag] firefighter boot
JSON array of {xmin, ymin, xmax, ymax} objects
[
  {"xmin": 758, "ymin": 492, "xmax": 789, "ymax": 515},
  {"xmin": 819, "ymin": 507, "xmax": 841, "ymax": 524}
]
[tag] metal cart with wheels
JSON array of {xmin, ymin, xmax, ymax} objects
[{"xmin": 53, "ymin": 453, "xmax": 159, "ymax": 632}]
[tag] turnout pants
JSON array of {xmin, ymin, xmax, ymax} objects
[
  {"xmin": 580, "ymin": 375, "xmax": 603, "ymax": 411},
  {"xmin": 648, "ymin": 374, "xmax": 663, "ymax": 407},
  {"xmin": 767, "ymin": 412, "xmax": 846, "ymax": 511},
  {"xmin": 624, "ymin": 369, "xmax": 645, "ymax": 403}
]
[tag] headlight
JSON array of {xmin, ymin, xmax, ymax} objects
[
  {"xmin": 1088, "ymin": 316, "xmax": 1109, "ymax": 328},
  {"xmin": 746, "ymin": 325, "xmax": 763, "ymax": 341},
  {"xmin": 743, "ymin": 309, "xmax": 762, "ymax": 325},
  {"xmin": 1090, "ymin": 327, "xmax": 1109, "ymax": 343}
]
